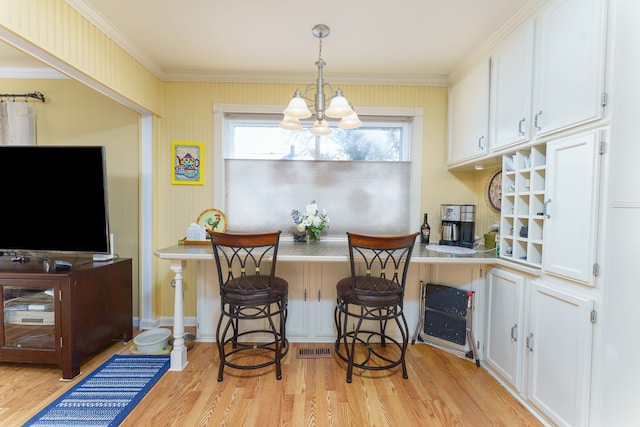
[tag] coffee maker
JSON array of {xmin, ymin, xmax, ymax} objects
[{"xmin": 439, "ymin": 204, "xmax": 476, "ymax": 248}]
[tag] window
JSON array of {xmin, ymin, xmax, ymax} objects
[
  {"xmin": 214, "ymin": 104, "xmax": 423, "ymax": 239},
  {"xmin": 228, "ymin": 118, "xmax": 409, "ymax": 161}
]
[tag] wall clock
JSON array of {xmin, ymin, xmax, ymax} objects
[{"xmin": 486, "ymin": 170, "xmax": 502, "ymax": 212}]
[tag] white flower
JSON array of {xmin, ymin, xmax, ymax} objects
[
  {"xmin": 305, "ymin": 202, "xmax": 318, "ymax": 216},
  {"xmin": 291, "ymin": 201, "xmax": 329, "ymax": 238}
]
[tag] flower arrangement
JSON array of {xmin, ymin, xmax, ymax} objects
[{"xmin": 291, "ymin": 201, "xmax": 329, "ymax": 242}]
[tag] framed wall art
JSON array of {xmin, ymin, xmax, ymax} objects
[{"xmin": 172, "ymin": 141, "xmax": 204, "ymax": 185}]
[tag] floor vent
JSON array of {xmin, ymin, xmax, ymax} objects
[{"xmin": 297, "ymin": 347, "xmax": 332, "ymax": 358}]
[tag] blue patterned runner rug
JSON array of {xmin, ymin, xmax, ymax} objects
[{"xmin": 23, "ymin": 355, "xmax": 171, "ymax": 427}]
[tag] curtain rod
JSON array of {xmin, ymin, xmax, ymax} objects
[{"xmin": 0, "ymin": 91, "xmax": 45, "ymax": 103}]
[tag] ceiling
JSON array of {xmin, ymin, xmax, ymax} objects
[{"xmin": 1, "ymin": 0, "xmax": 540, "ymax": 85}]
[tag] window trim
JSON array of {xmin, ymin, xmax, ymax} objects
[{"xmin": 213, "ymin": 103, "xmax": 424, "ymax": 236}]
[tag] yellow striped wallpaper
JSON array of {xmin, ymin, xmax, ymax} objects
[{"xmin": 0, "ymin": 0, "xmax": 163, "ymax": 114}]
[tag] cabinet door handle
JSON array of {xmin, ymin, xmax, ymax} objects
[
  {"xmin": 317, "ymin": 289, "xmax": 321, "ymax": 302},
  {"xmin": 544, "ymin": 198, "xmax": 551, "ymax": 219},
  {"xmin": 478, "ymin": 135, "xmax": 485, "ymax": 150},
  {"xmin": 526, "ymin": 333, "xmax": 534, "ymax": 352},
  {"xmin": 534, "ymin": 110, "xmax": 543, "ymax": 131},
  {"xmin": 304, "ymin": 289, "xmax": 307, "ymax": 302},
  {"xmin": 518, "ymin": 118, "xmax": 526, "ymax": 136},
  {"xmin": 511, "ymin": 324, "xmax": 518, "ymax": 342}
]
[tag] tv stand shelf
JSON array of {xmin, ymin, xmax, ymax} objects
[{"xmin": 0, "ymin": 258, "xmax": 132, "ymax": 379}]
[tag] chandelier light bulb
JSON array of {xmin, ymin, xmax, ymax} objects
[
  {"xmin": 283, "ymin": 91, "xmax": 312, "ymax": 119},
  {"xmin": 279, "ymin": 115, "xmax": 303, "ymax": 130},
  {"xmin": 325, "ymin": 89, "xmax": 354, "ymax": 118},
  {"xmin": 310, "ymin": 119, "xmax": 332, "ymax": 136},
  {"xmin": 338, "ymin": 111, "xmax": 362, "ymax": 129}
]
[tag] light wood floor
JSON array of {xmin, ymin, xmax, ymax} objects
[{"xmin": 1, "ymin": 329, "xmax": 544, "ymax": 426}]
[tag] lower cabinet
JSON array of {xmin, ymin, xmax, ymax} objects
[
  {"xmin": 279, "ymin": 261, "xmax": 425, "ymax": 343},
  {"xmin": 485, "ymin": 268, "xmax": 526, "ymax": 391},
  {"xmin": 279, "ymin": 261, "xmax": 348, "ymax": 341},
  {"xmin": 526, "ymin": 280, "xmax": 594, "ymax": 427},
  {"xmin": 485, "ymin": 268, "xmax": 594, "ymax": 426}
]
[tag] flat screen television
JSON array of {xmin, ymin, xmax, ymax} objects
[{"xmin": 0, "ymin": 146, "xmax": 111, "ymax": 256}]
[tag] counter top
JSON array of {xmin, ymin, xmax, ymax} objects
[{"xmin": 154, "ymin": 240, "xmax": 500, "ymax": 264}]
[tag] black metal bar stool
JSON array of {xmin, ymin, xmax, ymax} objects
[
  {"xmin": 334, "ymin": 232, "xmax": 419, "ymax": 383},
  {"xmin": 209, "ymin": 230, "xmax": 289, "ymax": 381}
]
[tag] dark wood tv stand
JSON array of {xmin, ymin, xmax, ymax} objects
[{"xmin": 0, "ymin": 257, "xmax": 132, "ymax": 379}]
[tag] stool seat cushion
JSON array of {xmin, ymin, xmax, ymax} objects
[
  {"xmin": 223, "ymin": 276, "xmax": 288, "ymax": 304},
  {"xmin": 336, "ymin": 276, "xmax": 402, "ymax": 305}
]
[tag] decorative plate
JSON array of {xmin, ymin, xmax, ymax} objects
[
  {"xmin": 197, "ymin": 208, "xmax": 227, "ymax": 233},
  {"xmin": 485, "ymin": 170, "xmax": 502, "ymax": 212}
]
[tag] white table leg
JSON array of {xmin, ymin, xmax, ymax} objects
[{"xmin": 169, "ymin": 260, "xmax": 188, "ymax": 371}]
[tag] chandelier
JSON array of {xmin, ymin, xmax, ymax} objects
[{"xmin": 279, "ymin": 24, "xmax": 362, "ymax": 136}]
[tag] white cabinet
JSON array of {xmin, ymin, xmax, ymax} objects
[
  {"xmin": 526, "ymin": 280, "xmax": 594, "ymax": 427},
  {"xmin": 279, "ymin": 261, "xmax": 347, "ymax": 341},
  {"xmin": 451, "ymin": 0, "xmax": 606, "ymax": 167},
  {"xmin": 490, "ymin": 21, "xmax": 535, "ymax": 152},
  {"xmin": 484, "ymin": 268, "xmax": 525, "ymax": 391},
  {"xmin": 542, "ymin": 129, "xmax": 602, "ymax": 285},
  {"xmin": 499, "ymin": 127, "xmax": 603, "ymax": 282},
  {"xmin": 489, "ymin": 0, "xmax": 606, "ymax": 155},
  {"xmin": 484, "ymin": 270, "xmax": 594, "ymax": 426},
  {"xmin": 447, "ymin": 59, "xmax": 490, "ymax": 166},
  {"xmin": 500, "ymin": 145, "xmax": 546, "ymax": 267},
  {"xmin": 532, "ymin": 0, "xmax": 607, "ymax": 137}
]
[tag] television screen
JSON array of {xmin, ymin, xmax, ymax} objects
[{"xmin": 0, "ymin": 146, "xmax": 110, "ymax": 255}]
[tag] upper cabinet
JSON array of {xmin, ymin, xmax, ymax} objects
[
  {"xmin": 532, "ymin": 0, "xmax": 607, "ymax": 138},
  {"xmin": 490, "ymin": 22, "xmax": 535, "ymax": 152},
  {"xmin": 450, "ymin": 0, "xmax": 607, "ymax": 169},
  {"xmin": 447, "ymin": 59, "xmax": 490, "ymax": 166},
  {"xmin": 542, "ymin": 129, "xmax": 603, "ymax": 286}
]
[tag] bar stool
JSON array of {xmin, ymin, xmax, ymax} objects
[
  {"xmin": 208, "ymin": 230, "xmax": 289, "ymax": 381},
  {"xmin": 334, "ymin": 232, "xmax": 419, "ymax": 383}
]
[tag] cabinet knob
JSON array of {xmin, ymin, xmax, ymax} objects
[
  {"xmin": 534, "ymin": 111, "xmax": 543, "ymax": 131},
  {"xmin": 518, "ymin": 118, "xmax": 526, "ymax": 136},
  {"xmin": 544, "ymin": 198, "xmax": 552, "ymax": 219}
]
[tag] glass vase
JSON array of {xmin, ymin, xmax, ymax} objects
[{"xmin": 306, "ymin": 230, "xmax": 320, "ymax": 243}]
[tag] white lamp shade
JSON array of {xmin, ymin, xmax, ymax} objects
[
  {"xmin": 283, "ymin": 94, "xmax": 312, "ymax": 119},
  {"xmin": 338, "ymin": 111, "xmax": 362, "ymax": 129},
  {"xmin": 310, "ymin": 119, "xmax": 332, "ymax": 136},
  {"xmin": 325, "ymin": 90, "xmax": 353, "ymax": 118},
  {"xmin": 280, "ymin": 115, "xmax": 302, "ymax": 130}
]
